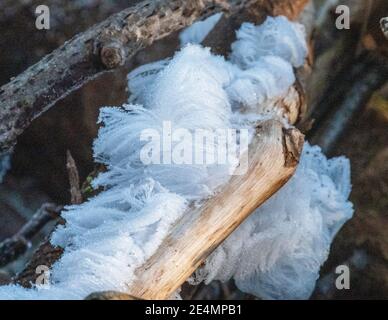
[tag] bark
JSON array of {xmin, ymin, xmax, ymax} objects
[
  {"xmin": 128, "ymin": 121, "xmax": 303, "ymax": 300},
  {"xmin": 0, "ymin": 1, "xmax": 135, "ymax": 87},
  {"xmin": 66, "ymin": 151, "xmax": 82, "ymax": 205},
  {"xmin": 0, "ymin": 0, "xmax": 307, "ymax": 156},
  {"xmin": 0, "ymin": 203, "xmax": 62, "ymax": 268},
  {"xmin": 86, "ymin": 291, "xmax": 139, "ymax": 300},
  {"xmin": 86, "ymin": 121, "xmax": 304, "ymax": 301},
  {"xmin": 12, "ymin": 0, "xmax": 309, "ymax": 294}
]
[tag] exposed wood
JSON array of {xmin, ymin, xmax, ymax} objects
[
  {"xmin": 66, "ymin": 151, "xmax": 82, "ymax": 205},
  {"xmin": 83, "ymin": 101, "xmax": 306, "ymax": 301},
  {"xmin": 125, "ymin": 3, "xmax": 311, "ymax": 298},
  {"xmin": 12, "ymin": 0, "xmax": 309, "ymax": 292},
  {"xmin": 0, "ymin": 0, "xmax": 308, "ymax": 156},
  {"xmin": 0, "ymin": 203, "xmax": 62, "ymax": 268},
  {"xmin": 128, "ymin": 120, "xmax": 304, "ymax": 300}
]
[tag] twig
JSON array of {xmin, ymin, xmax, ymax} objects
[
  {"xmin": 0, "ymin": 0, "xmax": 306, "ymax": 156},
  {"xmin": 66, "ymin": 150, "xmax": 82, "ymax": 205},
  {"xmin": 0, "ymin": 203, "xmax": 63, "ymax": 268}
]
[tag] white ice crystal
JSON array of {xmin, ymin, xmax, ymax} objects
[
  {"xmin": 226, "ymin": 56, "xmax": 295, "ymax": 110},
  {"xmin": 231, "ymin": 16, "xmax": 308, "ymax": 68},
  {"xmin": 95, "ymin": 45, "xmax": 239, "ymax": 200},
  {"xmin": 127, "ymin": 59, "xmax": 171, "ymax": 105},
  {"xmin": 179, "ymin": 13, "xmax": 223, "ymax": 46},
  {"xmin": 0, "ymin": 43, "xmax": 239, "ymax": 300},
  {"xmin": 194, "ymin": 143, "xmax": 353, "ymax": 300},
  {"xmin": 0, "ymin": 16, "xmax": 352, "ymax": 301}
]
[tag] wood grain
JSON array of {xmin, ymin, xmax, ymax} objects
[{"xmin": 128, "ymin": 120, "xmax": 304, "ymax": 299}]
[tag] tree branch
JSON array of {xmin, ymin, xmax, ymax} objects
[
  {"xmin": 128, "ymin": 121, "xmax": 303, "ymax": 300},
  {"xmin": 0, "ymin": 203, "xmax": 62, "ymax": 268},
  {"xmin": 309, "ymin": 52, "xmax": 388, "ymax": 154},
  {"xmin": 0, "ymin": 0, "xmax": 307, "ymax": 156},
  {"xmin": 11, "ymin": 0, "xmax": 309, "ymax": 293},
  {"xmin": 85, "ymin": 122, "xmax": 304, "ymax": 301}
]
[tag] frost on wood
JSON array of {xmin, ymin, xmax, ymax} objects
[
  {"xmin": 96, "ymin": 45, "xmax": 239, "ymax": 201},
  {"xmin": 179, "ymin": 13, "xmax": 223, "ymax": 46},
  {"xmin": 193, "ymin": 143, "xmax": 353, "ymax": 300},
  {"xmin": 0, "ymin": 16, "xmax": 352, "ymax": 300},
  {"xmin": 226, "ymin": 56, "xmax": 295, "ymax": 113},
  {"xmin": 230, "ymin": 16, "xmax": 308, "ymax": 68}
]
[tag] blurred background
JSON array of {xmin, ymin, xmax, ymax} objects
[{"xmin": 0, "ymin": 0, "xmax": 387, "ymax": 299}]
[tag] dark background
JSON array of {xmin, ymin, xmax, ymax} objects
[{"xmin": 0, "ymin": 0, "xmax": 387, "ymax": 299}]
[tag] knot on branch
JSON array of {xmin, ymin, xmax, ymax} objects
[
  {"xmin": 100, "ymin": 42, "xmax": 126, "ymax": 69},
  {"xmin": 282, "ymin": 127, "xmax": 304, "ymax": 168}
]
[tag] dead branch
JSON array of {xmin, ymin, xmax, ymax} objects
[
  {"xmin": 126, "ymin": 120, "xmax": 303, "ymax": 299},
  {"xmin": 85, "ymin": 121, "xmax": 304, "ymax": 301},
  {"xmin": 0, "ymin": 0, "xmax": 307, "ymax": 156},
  {"xmin": 0, "ymin": 203, "xmax": 62, "ymax": 268},
  {"xmin": 11, "ymin": 0, "xmax": 309, "ymax": 293},
  {"xmin": 66, "ymin": 150, "xmax": 82, "ymax": 205},
  {"xmin": 309, "ymin": 52, "xmax": 388, "ymax": 154},
  {"xmin": 87, "ymin": 2, "xmax": 310, "ymax": 299}
]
